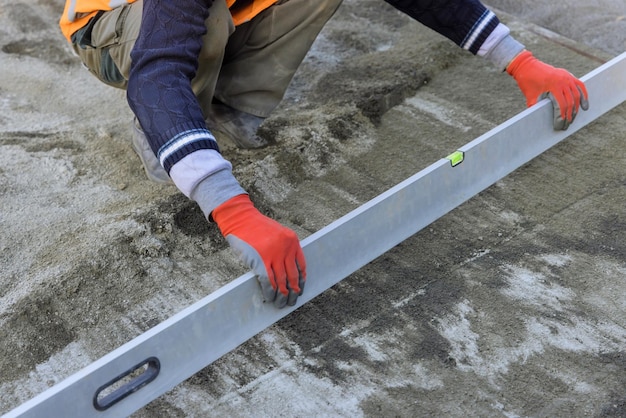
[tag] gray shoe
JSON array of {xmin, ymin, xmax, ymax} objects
[
  {"xmin": 206, "ymin": 103, "xmax": 268, "ymax": 149},
  {"xmin": 132, "ymin": 118, "xmax": 172, "ymax": 184}
]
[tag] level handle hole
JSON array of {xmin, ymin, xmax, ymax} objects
[{"xmin": 93, "ymin": 357, "xmax": 160, "ymax": 411}]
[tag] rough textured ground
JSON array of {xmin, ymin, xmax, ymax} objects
[{"xmin": 0, "ymin": 0, "xmax": 625, "ymax": 417}]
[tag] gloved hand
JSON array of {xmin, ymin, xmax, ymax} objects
[
  {"xmin": 507, "ymin": 50, "xmax": 589, "ymax": 130},
  {"xmin": 212, "ymin": 194, "xmax": 306, "ymax": 308}
]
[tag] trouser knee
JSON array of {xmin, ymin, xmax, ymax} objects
[{"xmin": 193, "ymin": 0, "xmax": 235, "ymax": 113}]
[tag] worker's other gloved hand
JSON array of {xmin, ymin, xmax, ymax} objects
[
  {"xmin": 507, "ymin": 50, "xmax": 589, "ymax": 130},
  {"xmin": 212, "ymin": 194, "xmax": 306, "ymax": 308}
]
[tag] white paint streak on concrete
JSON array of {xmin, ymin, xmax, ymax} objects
[
  {"xmin": 392, "ymin": 289, "xmax": 425, "ymax": 308},
  {"xmin": 435, "ymin": 300, "xmax": 482, "ymax": 372},
  {"xmin": 500, "ymin": 264, "xmax": 574, "ymax": 310},
  {"xmin": 435, "ymin": 256, "xmax": 626, "ymax": 389},
  {"xmin": 539, "ymin": 253, "xmax": 572, "ymax": 267},
  {"xmin": 463, "ymin": 248, "xmax": 492, "ymax": 264},
  {"xmin": 401, "ymin": 92, "xmax": 493, "ymax": 132},
  {"xmin": 352, "ymin": 335, "xmax": 388, "ymax": 362}
]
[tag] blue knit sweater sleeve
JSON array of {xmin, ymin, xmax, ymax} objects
[
  {"xmin": 384, "ymin": 0, "xmax": 499, "ymax": 54},
  {"xmin": 126, "ymin": 0, "xmax": 220, "ymax": 174}
]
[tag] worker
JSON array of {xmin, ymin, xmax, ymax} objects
[{"xmin": 59, "ymin": 0, "xmax": 589, "ymax": 309}]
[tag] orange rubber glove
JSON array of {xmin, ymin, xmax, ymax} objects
[
  {"xmin": 507, "ymin": 50, "xmax": 589, "ymax": 130},
  {"xmin": 212, "ymin": 194, "xmax": 306, "ymax": 308}
]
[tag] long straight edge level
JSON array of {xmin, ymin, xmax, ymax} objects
[{"xmin": 4, "ymin": 52, "xmax": 626, "ymax": 418}]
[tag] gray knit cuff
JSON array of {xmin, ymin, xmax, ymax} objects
[
  {"xmin": 485, "ymin": 34, "xmax": 525, "ymax": 72},
  {"xmin": 190, "ymin": 168, "xmax": 247, "ymax": 219}
]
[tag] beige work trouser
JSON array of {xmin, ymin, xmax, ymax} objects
[{"xmin": 72, "ymin": 0, "xmax": 343, "ymax": 117}]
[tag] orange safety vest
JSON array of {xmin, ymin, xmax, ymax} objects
[{"xmin": 59, "ymin": 0, "xmax": 277, "ymax": 42}]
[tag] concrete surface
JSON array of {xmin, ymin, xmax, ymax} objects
[{"xmin": 0, "ymin": 0, "xmax": 625, "ymax": 417}]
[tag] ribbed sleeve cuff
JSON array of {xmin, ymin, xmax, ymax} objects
[
  {"xmin": 190, "ymin": 168, "xmax": 247, "ymax": 219},
  {"xmin": 484, "ymin": 32, "xmax": 525, "ymax": 72}
]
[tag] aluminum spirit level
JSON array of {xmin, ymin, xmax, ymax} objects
[{"xmin": 4, "ymin": 52, "xmax": 625, "ymax": 418}]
